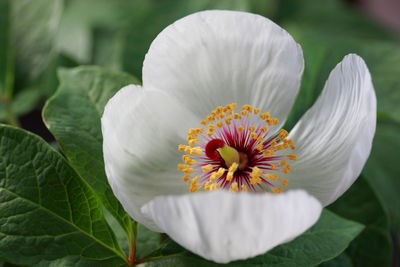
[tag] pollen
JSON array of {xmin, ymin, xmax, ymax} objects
[
  {"xmin": 230, "ymin": 182, "xmax": 239, "ymax": 192},
  {"xmin": 177, "ymin": 102, "xmax": 297, "ymax": 193},
  {"xmin": 202, "ymin": 164, "xmax": 213, "ymax": 173}
]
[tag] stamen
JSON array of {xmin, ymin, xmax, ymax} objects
[{"xmin": 177, "ymin": 103, "xmax": 297, "ymax": 193}]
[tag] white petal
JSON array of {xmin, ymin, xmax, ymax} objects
[
  {"xmin": 141, "ymin": 190, "xmax": 322, "ymax": 263},
  {"xmin": 143, "ymin": 10, "xmax": 304, "ymax": 127},
  {"xmin": 287, "ymin": 54, "xmax": 376, "ymax": 206},
  {"xmin": 101, "ymin": 85, "xmax": 198, "ymax": 230}
]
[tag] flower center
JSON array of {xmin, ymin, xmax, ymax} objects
[{"xmin": 177, "ymin": 103, "xmax": 297, "ymax": 193}]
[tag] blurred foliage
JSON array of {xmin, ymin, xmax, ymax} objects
[{"xmin": 0, "ymin": 0, "xmax": 399, "ymax": 265}]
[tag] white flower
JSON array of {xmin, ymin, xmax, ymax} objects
[{"xmin": 101, "ymin": 10, "xmax": 376, "ymax": 264}]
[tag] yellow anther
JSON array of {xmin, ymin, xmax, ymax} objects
[
  {"xmin": 230, "ymin": 103, "xmax": 237, "ymax": 110},
  {"xmin": 204, "ymin": 182, "xmax": 211, "ymax": 191},
  {"xmin": 219, "ymin": 112, "xmax": 226, "ymax": 119},
  {"xmin": 281, "ymin": 179, "xmax": 289, "ymax": 186},
  {"xmin": 206, "ymin": 115, "xmax": 214, "ymax": 121},
  {"xmin": 237, "ymin": 125, "xmax": 244, "ymax": 132},
  {"xmin": 183, "ymin": 168, "xmax": 194, "ymax": 174},
  {"xmin": 253, "ymin": 108, "xmax": 260, "ymax": 114},
  {"xmin": 248, "ymin": 125, "xmax": 256, "ymax": 132},
  {"xmin": 249, "ymin": 167, "xmax": 263, "ymax": 185},
  {"xmin": 202, "ymin": 164, "xmax": 213, "ymax": 173},
  {"xmin": 265, "ymin": 173, "xmax": 279, "ymax": 180},
  {"xmin": 241, "ymin": 110, "xmax": 249, "ymax": 116},
  {"xmin": 178, "ymin": 144, "xmax": 186, "ymax": 151},
  {"xmin": 260, "ymin": 112, "xmax": 270, "ymax": 120},
  {"xmin": 210, "ymin": 167, "xmax": 226, "ymax": 182},
  {"xmin": 263, "ymin": 150, "xmax": 275, "ymax": 157},
  {"xmin": 207, "ymin": 131, "xmax": 213, "ymax": 137},
  {"xmin": 184, "ymin": 146, "xmax": 192, "ymax": 154},
  {"xmin": 200, "ymin": 120, "xmax": 207, "ymax": 125},
  {"xmin": 283, "ymin": 143, "xmax": 289, "ymax": 149},
  {"xmin": 189, "ymin": 182, "xmax": 201, "ymax": 192},
  {"xmin": 271, "ymin": 187, "xmax": 283, "ymax": 194},
  {"xmin": 290, "ymin": 145, "xmax": 296, "ymax": 150},
  {"xmin": 177, "ymin": 163, "xmax": 188, "ymax": 171},
  {"xmin": 233, "ymin": 113, "xmax": 242, "ymax": 119},
  {"xmin": 260, "ymin": 126, "xmax": 267, "ymax": 133},
  {"xmin": 225, "ymin": 117, "xmax": 232, "ymax": 125},
  {"xmin": 208, "ymin": 124, "xmax": 216, "ymax": 129},
  {"xmin": 182, "ymin": 174, "xmax": 190, "ymax": 182},
  {"xmin": 230, "ymin": 182, "xmax": 239, "ymax": 192},
  {"xmin": 284, "ymin": 139, "xmax": 293, "ymax": 145},
  {"xmin": 228, "ymin": 162, "xmax": 239, "ymax": 173},
  {"xmin": 241, "ymin": 185, "xmax": 248, "ymax": 192},
  {"xmin": 216, "ymin": 167, "xmax": 226, "ymax": 177},
  {"xmin": 250, "ymin": 132, "xmax": 258, "ymax": 140},
  {"xmin": 255, "ymin": 144, "xmax": 264, "ymax": 151},
  {"xmin": 278, "ymin": 129, "xmax": 289, "ymax": 140},
  {"xmin": 216, "ymin": 121, "xmax": 223, "ymax": 128},
  {"xmin": 270, "ymin": 164, "xmax": 278, "ymax": 170},
  {"xmin": 270, "ymin": 140, "xmax": 277, "ymax": 148},
  {"xmin": 242, "ymin": 105, "xmax": 253, "ymax": 112},
  {"xmin": 251, "ymin": 167, "xmax": 263, "ymax": 176},
  {"xmin": 287, "ymin": 154, "xmax": 297, "ymax": 160},
  {"xmin": 280, "ymin": 160, "xmax": 287, "ymax": 166},
  {"xmin": 250, "ymin": 175, "xmax": 262, "ymax": 185},
  {"xmin": 182, "ymin": 155, "xmax": 190, "ymax": 162},
  {"xmin": 210, "ymin": 183, "xmax": 220, "ymax": 191},
  {"xmin": 226, "ymin": 171, "xmax": 234, "ymax": 181},
  {"xmin": 210, "ymin": 172, "xmax": 218, "ymax": 182},
  {"xmin": 266, "ymin": 118, "xmax": 279, "ymax": 125},
  {"xmin": 189, "ymin": 176, "xmax": 199, "ymax": 183},
  {"xmin": 188, "ymin": 139, "xmax": 200, "ymax": 146},
  {"xmin": 282, "ymin": 165, "xmax": 292, "ymax": 174},
  {"xmin": 275, "ymin": 144, "xmax": 285, "ymax": 150},
  {"xmin": 190, "ymin": 147, "xmax": 202, "ymax": 155},
  {"xmin": 188, "ymin": 128, "xmax": 202, "ymax": 135}
]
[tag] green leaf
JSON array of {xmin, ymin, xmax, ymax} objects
[
  {"xmin": 43, "ymin": 66, "xmax": 139, "ymax": 237},
  {"xmin": 0, "ymin": 86, "xmax": 42, "ymax": 123},
  {"xmin": 279, "ymin": 0, "xmax": 394, "ymax": 41},
  {"xmin": 327, "ymin": 177, "xmax": 391, "ymax": 267},
  {"xmin": 11, "ymin": 0, "xmax": 63, "ymax": 81},
  {"xmin": 136, "ymin": 224, "xmax": 162, "ymax": 259},
  {"xmin": 0, "ymin": 0, "xmax": 14, "ymax": 98},
  {"xmin": 363, "ymin": 119, "xmax": 400, "ymax": 230},
  {"xmin": 138, "ymin": 210, "xmax": 363, "ymax": 266},
  {"xmin": 318, "ymin": 253, "xmax": 353, "ymax": 267},
  {"xmin": 0, "ymin": 125, "xmax": 126, "ymax": 266}
]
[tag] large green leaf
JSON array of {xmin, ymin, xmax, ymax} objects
[
  {"xmin": 278, "ymin": 0, "xmax": 393, "ymax": 41},
  {"xmin": 43, "ymin": 67, "xmax": 138, "ymax": 236},
  {"xmin": 0, "ymin": 125, "xmax": 126, "ymax": 266},
  {"xmin": 327, "ymin": 177, "xmax": 391, "ymax": 267},
  {"xmin": 0, "ymin": 0, "xmax": 14, "ymax": 98},
  {"xmin": 11, "ymin": 0, "xmax": 63, "ymax": 81},
  {"xmin": 363, "ymin": 120, "xmax": 400, "ymax": 230},
  {"xmin": 137, "ymin": 210, "xmax": 363, "ymax": 266}
]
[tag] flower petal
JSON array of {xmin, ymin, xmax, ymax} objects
[
  {"xmin": 287, "ymin": 54, "xmax": 376, "ymax": 206},
  {"xmin": 101, "ymin": 85, "xmax": 198, "ymax": 230},
  {"xmin": 143, "ymin": 10, "xmax": 304, "ymax": 126},
  {"xmin": 141, "ymin": 190, "xmax": 322, "ymax": 263}
]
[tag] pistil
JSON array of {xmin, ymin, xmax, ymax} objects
[{"xmin": 177, "ymin": 103, "xmax": 297, "ymax": 193}]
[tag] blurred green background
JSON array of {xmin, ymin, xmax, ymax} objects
[{"xmin": 0, "ymin": 0, "xmax": 399, "ymax": 266}]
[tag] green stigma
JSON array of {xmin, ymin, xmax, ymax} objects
[{"xmin": 217, "ymin": 145, "xmax": 240, "ymax": 168}]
